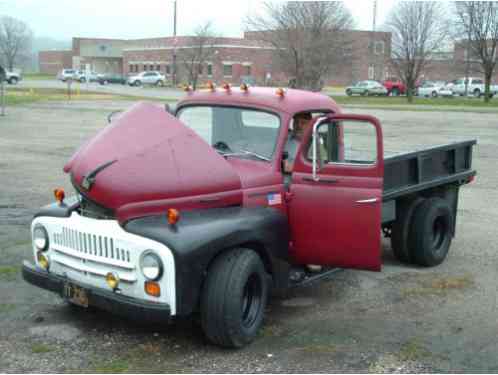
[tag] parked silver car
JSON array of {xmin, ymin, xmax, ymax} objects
[
  {"xmin": 345, "ymin": 80, "xmax": 388, "ymax": 96},
  {"xmin": 127, "ymin": 71, "xmax": 165, "ymax": 87},
  {"xmin": 57, "ymin": 69, "xmax": 77, "ymax": 82}
]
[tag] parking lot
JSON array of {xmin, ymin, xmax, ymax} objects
[{"xmin": 1, "ymin": 99, "xmax": 497, "ymax": 372}]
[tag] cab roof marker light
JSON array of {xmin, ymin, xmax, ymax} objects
[
  {"xmin": 276, "ymin": 87, "xmax": 285, "ymax": 97},
  {"xmin": 222, "ymin": 82, "xmax": 231, "ymax": 92},
  {"xmin": 183, "ymin": 84, "xmax": 193, "ymax": 92},
  {"xmin": 240, "ymin": 83, "xmax": 249, "ymax": 92},
  {"xmin": 207, "ymin": 81, "xmax": 216, "ymax": 91}
]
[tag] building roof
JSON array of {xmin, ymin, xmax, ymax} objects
[{"xmin": 177, "ymin": 86, "xmax": 341, "ymax": 115}]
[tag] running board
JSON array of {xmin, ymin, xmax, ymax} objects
[{"xmin": 290, "ymin": 268, "xmax": 343, "ymax": 288}]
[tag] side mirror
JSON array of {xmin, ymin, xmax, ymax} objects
[
  {"xmin": 282, "ymin": 151, "xmax": 289, "ymax": 161},
  {"xmin": 164, "ymin": 103, "xmax": 172, "ymax": 114}
]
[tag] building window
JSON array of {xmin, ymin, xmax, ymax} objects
[
  {"xmin": 207, "ymin": 64, "xmax": 213, "ymax": 76},
  {"xmin": 243, "ymin": 65, "xmax": 251, "ymax": 76},
  {"xmin": 143, "ymin": 64, "xmax": 147, "ymax": 72},
  {"xmin": 374, "ymin": 41, "xmax": 385, "ymax": 55},
  {"xmin": 223, "ymin": 64, "xmax": 232, "ymax": 77},
  {"xmin": 368, "ymin": 66, "xmax": 375, "ymax": 80},
  {"xmin": 198, "ymin": 64, "xmax": 203, "ymax": 75},
  {"xmin": 156, "ymin": 64, "xmax": 161, "ymax": 71},
  {"xmin": 166, "ymin": 65, "xmax": 171, "ymax": 75},
  {"xmin": 129, "ymin": 65, "xmax": 134, "ymax": 73}
]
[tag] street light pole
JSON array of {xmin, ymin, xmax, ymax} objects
[{"xmin": 172, "ymin": 0, "xmax": 177, "ymax": 86}]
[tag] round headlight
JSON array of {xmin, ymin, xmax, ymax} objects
[
  {"xmin": 140, "ymin": 252, "xmax": 163, "ymax": 281},
  {"xmin": 33, "ymin": 225, "xmax": 49, "ymax": 251}
]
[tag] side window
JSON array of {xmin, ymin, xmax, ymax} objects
[
  {"xmin": 178, "ymin": 107, "xmax": 213, "ymax": 144},
  {"xmin": 307, "ymin": 121, "xmax": 378, "ymax": 165}
]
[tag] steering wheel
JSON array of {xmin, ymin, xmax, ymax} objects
[{"xmin": 212, "ymin": 141, "xmax": 232, "ymax": 153}]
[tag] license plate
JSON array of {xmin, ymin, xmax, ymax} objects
[{"xmin": 63, "ymin": 283, "xmax": 89, "ymax": 308}]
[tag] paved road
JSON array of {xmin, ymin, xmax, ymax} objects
[
  {"xmin": 17, "ymin": 79, "xmax": 185, "ymax": 100},
  {"xmin": 0, "ymin": 100, "xmax": 496, "ymax": 372},
  {"xmin": 16, "ymin": 78, "xmax": 348, "ymax": 98}
]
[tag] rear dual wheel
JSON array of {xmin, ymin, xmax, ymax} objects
[
  {"xmin": 201, "ymin": 248, "xmax": 269, "ymax": 348},
  {"xmin": 391, "ymin": 197, "xmax": 453, "ymax": 267}
]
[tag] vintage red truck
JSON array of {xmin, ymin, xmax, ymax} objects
[{"xmin": 23, "ymin": 86, "xmax": 476, "ymax": 348}]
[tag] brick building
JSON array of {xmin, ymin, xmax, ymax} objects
[{"xmin": 39, "ymin": 30, "xmax": 392, "ymax": 86}]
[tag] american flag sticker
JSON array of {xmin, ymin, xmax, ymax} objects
[{"xmin": 267, "ymin": 193, "xmax": 282, "ymax": 206}]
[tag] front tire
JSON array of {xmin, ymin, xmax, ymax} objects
[
  {"xmin": 201, "ymin": 248, "xmax": 269, "ymax": 348},
  {"xmin": 346, "ymin": 89, "xmax": 352, "ymax": 96},
  {"xmin": 409, "ymin": 197, "xmax": 453, "ymax": 267},
  {"xmin": 432, "ymin": 91, "xmax": 438, "ymax": 98},
  {"xmin": 473, "ymin": 89, "xmax": 481, "ymax": 98},
  {"xmin": 134, "ymin": 80, "xmax": 141, "ymax": 87},
  {"xmin": 8, "ymin": 77, "xmax": 18, "ymax": 84}
]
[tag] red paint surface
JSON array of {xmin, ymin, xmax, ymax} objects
[
  {"xmin": 63, "ymin": 89, "xmax": 384, "ymax": 271},
  {"xmin": 288, "ymin": 114, "xmax": 384, "ymax": 271}
]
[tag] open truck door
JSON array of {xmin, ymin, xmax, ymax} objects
[{"xmin": 288, "ymin": 114, "xmax": 384, "ymax": 271}]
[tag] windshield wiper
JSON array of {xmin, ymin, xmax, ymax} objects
[{"xmin": 223, "ymin": 149, "xmax": 271, "ymax": 162}]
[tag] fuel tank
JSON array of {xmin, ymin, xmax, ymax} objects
[{"xmin": 64, "ymin": 102, "xmax": 243, "ymax": 222}]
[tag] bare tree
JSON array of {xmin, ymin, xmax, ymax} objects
[
  {"xmin": 0, "ymin": 16, "xmax": 33, "ymax": 71},
  {"xmin": 455, "ymin": 2, "xmax": 498, "ymax": 102},
  {"xmin": 245, "ymin": 1, "xmax": 354, "ymax": 91},
  {"xmin": 386, "ymin": 2, "xmax": 449, "ymax": 103},
  {"xmin": 177, "ymin": 22, "xmax": 218, "ymax": 90}
]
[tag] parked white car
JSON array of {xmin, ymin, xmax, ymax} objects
[
  {"xmin": 74, "ymin": 70, "xmax": 99, "ymax": 83},
  {"xmin": 451, "ymin": 77, "xmax": 498, "ymax": 98},
  {"xmin": 57, "ymin": 69, "xmax": 77, "ymax": 82},
  {"xmin": 417, "ymin": 81, "xmax": 453, "ymax": 98},
  {"xmin": 127, "ymin": 71, "xmax": 165, "ymax": 87},
  {"xmin": 4, "ymin": 70, "xmax": 22, "ymax": 84}
]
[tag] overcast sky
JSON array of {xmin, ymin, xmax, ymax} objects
[{"xmin": 1, "ymin": 0, "xmax": 397, "ymax": 41}]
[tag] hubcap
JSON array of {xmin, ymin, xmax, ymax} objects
[{"xmin": 241, "ymin": 273, "xmax": 263, "ymax": 328}]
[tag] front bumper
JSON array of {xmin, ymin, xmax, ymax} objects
[{"xmin": 22, "ymin": 261, "xmax": 171, "ymax": 322}]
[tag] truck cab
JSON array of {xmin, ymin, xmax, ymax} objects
[{"xmin": 23, "ymin": 86, "xmax": 476, "ymax": 348}]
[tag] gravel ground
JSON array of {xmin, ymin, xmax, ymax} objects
[{"xmin": 0, "ymin": 100, "xmax": 497, "ymax": 373}]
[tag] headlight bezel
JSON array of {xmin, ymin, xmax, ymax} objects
[
  {"xmin": 140, "ymin": 250, "xmax": 163, "ymax": 281},
  {"xmin": 33, "ymin": 224, "xmax": 49, "ymax": 252}
]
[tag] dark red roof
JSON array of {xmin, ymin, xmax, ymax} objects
[{"xmin": 177, "ymin": 87, "xmax": 341, "ymax": 115}]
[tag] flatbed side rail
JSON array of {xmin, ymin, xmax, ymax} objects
[{"xmin": 383, "ymin": 140, "xmax": 477, "ymax": 201}]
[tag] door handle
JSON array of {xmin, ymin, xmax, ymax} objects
[
  {"xmin": 356, "ymin": 198, "xmax": 379, "ymax": 204},
  {"xmin": 302, "ymin": 177, "xmax": 339, "ymax": 184}
]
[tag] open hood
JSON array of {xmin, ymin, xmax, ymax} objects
[{"xmin": 64, "ymin": 102, "xmax": 242, "ymax": 221}]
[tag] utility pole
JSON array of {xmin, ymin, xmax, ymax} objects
[
  {"xmin": 373, "ymin": 0, "xmax": 377, "ymax": 32},
  {"xmin": 172, "ymin": 0, "xmax": 177, "ymax": 86}
]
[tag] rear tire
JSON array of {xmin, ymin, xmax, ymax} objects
[
  {"xmin": 391, "ymin": 88, "xmax": 400, "ymax": 97},
  {"xmin": 473, "ymin": 89, "xmax": 481, "ymax": 98},
  {"xmin": 346, "ymin": 89, "xmax": 352, "ymax": 96},
  {"xmin": 391, "ymin": 197, "xmax": 425, "ymax": 263},
  {"xmin": 8, "ymin": 77, "xmax": 18, "ymax": 84},
  {"xmin": 201, "ymin": 248, "xmax": 269, "ymax": 348},
  {"xmin": 431, "ymin": 91, "xmax": 438, "ymax": 98},
  {"xmin": 409, "ymin": 197, "xmax": 453, "ymax": 267}
]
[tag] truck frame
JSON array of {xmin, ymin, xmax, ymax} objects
[{"xmin": 23, "ymin": 87, "xmax": 476, "ymax": 348}]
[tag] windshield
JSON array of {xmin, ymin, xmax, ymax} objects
[{"xmin": 177, "ymin": 106, "xmax": 281, "ymax": 161}]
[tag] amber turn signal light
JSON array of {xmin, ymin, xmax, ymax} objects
[
  {"xmin": 54, "ymin": 188, "xmax": 65, "ymax": 205},
  {"xmin": 145, "ymin": 281, "xmax": 161, "ymax": 297},
  {"xmin": 167, "ymin": 208, "xmax": 180, "ymax": 225}
]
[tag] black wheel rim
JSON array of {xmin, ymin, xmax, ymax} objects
[
  {"xmin": 432, "ymin": 216, "xmax": 447, "ymax": 251},
  {"xmin": 241, "ymin": 273, "xmax": 263, "ymax": 329}
]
